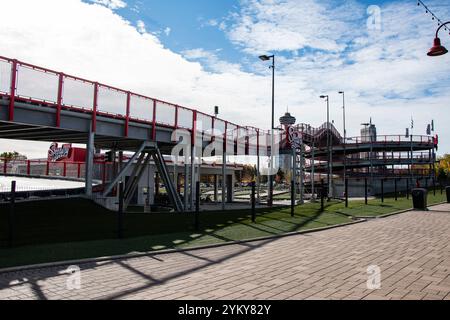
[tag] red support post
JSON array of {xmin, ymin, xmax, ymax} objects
[
  {"xmin": 27, "ymin": 160, "xmax": 30, "ymax": 176},
  {"xmin": 125, "ymin": 91, "xmax": 131, "ymax": 137},
  {"xmin": 46, "ymin": 161, "xmax": 50, "ymax": 176},
  {"xmin": 9, "ymin": 60, "xmax": 18, "ymax": 122},
  {"xmin": 152, "ymin": 100, "xmax": 157, "ymax": 141},
  {"xmin": 77, "ymin": 163, "xmax": 81, "ymax": 179},
  {"xmin": 92, "ymin": 82, "xmax": 98, "ymax": 132},
  {"xmin": 56, "ymin": 73, "xmax": 64, "ymax": 127},
  {"xmin": 63, "ymin": 162, "xmax": 67, "ymax": 177},
  {"xmin": 3, "ymin": 159, "xmax": 7, "ymax": 174}
]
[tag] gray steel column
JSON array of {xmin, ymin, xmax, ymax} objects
[
  {"xmin": 85, "ymin": 130, "xmax": 95, "ymax": 197},
  {"xmin": 118, "ymin": 151, "xmax": 123, "ymax": 171},
  {"xmin": 184, "ymin": 162, "xmax": 189, "ymax": 211},
  {"xmin": 214, "ymin": 175, "xmax": 219, "ymax": 202},
  {"xmin": 311, "ymin": 141, "xmax": 316, "ymax": 202},
  {"xmin": 173, "ymin": 157, "xmax": 178, "ymax": 190},
  {"xmin": 256, "ymin": 154, "xmax": 261, "ymax": 204},
  {"xmin": 299, "ymin": 138, "xmax": 304, "ymax": 204},
  {"xmin": 292, "ymin": 147, "xmax": 296, "ymax": 203},
  {"xmin": 329, "ymin": 136, "xmax": 333, "ymax": 199},
  {"xmin": 222, "ymin": 151, "xmax": 226, "ymax": 210},
  {"xmin": 190, "ymin": 145, "xmax": 196, "ymax": 211}
]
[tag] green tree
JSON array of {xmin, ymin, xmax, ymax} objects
[{"xmin": 0, "ymin": 151, "xmax": 27, "ymax": 161}]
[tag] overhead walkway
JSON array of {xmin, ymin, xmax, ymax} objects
[{"xmin": 0, "ymin": 56, "xmax": 270, "ymax": 212}]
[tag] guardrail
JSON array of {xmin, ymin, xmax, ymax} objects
[{"xmin": 344, "ymin": 135, "xmax": 434, "ymax": 145}]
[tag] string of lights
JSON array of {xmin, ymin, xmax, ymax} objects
[{"xmin": 417, "ymin": 0, "xmax": 450, "ymax": 35}]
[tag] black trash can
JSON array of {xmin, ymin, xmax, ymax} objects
[
  {"xmin": 412, "ymin": 188, "xmax": 428, "ymax": 210},
  {"xmin": 446, "ymin": 186, "xmax": 450, "ymax": 203}
]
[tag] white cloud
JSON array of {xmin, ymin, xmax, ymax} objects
[
  {"xmin": 90, "ymin": 0, "xmax": 127, "ymax": 10},
  {"xmin": 164, "ymin": 27, "xmax": 171, "ymax": 36},
  {"xmin": 226, "ymin": 0, "xmax": 365, "ymax": 53},
  {"xmin": 136, "ymin": 20, "xmax": 146, "ymax": 34},
  {"xmin": 182, "ymin": 48, "xmax": 242, "ymax": 74}
]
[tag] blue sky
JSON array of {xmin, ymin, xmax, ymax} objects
[{"xmin": 1, "ymin": 0, "xmax": 450, "ymax": 157}]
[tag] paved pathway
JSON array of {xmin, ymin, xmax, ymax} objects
[{"xmin": 1, "ymin": 204, "xmax": 450, "ymax": 300}]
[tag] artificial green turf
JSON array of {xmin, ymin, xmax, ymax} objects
[
  {"xmin": 0, "ymin": 199, "xmax": 350, "ymax": 268},
  {"xmin": 0, "ymin": 190, "xmax": 446, "ymax": 268}
]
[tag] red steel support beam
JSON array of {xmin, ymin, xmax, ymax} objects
[
  {"xmin": 46, "ymin": 161, "xmax": 50, "ymax": 176},
  {"xmin": 27, "ymin": 160, "xmax": 30, "ymax": 175},
  {"xmin": 56, "ymin": 73, "xmax": 64, "ymax": 127},
  {"xmin": 9, "ymin": 60, "xmax": 18, "ymax": 121},
  {"xmin": 77, "ymin": 163, "xmax": 81, "ymax": 179},
  {"xmin": 152, "ymin": 100, "xmax": 157, "ymax": 141},
  {"xmin": 125, "ymin": 91, "xmax": 131, "ymax": 137},
  {"xmin": 63, "ymin": 162, "xmax": 67, "ymax": 177},
  {"xmin": 3, "ymin": 159, "xmax": 7, "ymax": 174},
  {"xmin": 92, "ymin": 82, "xmax": 99, "ymax": 132}
]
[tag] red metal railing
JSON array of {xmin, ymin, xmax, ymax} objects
[
  {"xmin": 0, "ymin": 158, "xmax": 104, "ymax": 180},
  {"xmin": 0, "ymin": 55, "xmax": 271, "ymax": 156},
  {"xmin": 345, "ymin": 135, "xmax": 434, "ymax": 145}
]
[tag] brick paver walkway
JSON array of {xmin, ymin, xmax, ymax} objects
[{"xmin": 1, "ymin": 204, "xmax": 450, "ymax": 300}]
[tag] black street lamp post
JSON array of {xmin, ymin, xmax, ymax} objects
[
  {"xmin": 320, "ymin": 95, "xmax": 332, "ymax": 200},
  {"xmin": 260, "ymin": 54, "xmax": 275, "ymax": 207},
  {"xmin": 339, "ymin": 91, "xmax": 347, "ymax": 188}
]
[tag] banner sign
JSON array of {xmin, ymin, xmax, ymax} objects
[
  {"xmin": 48, "ymin": 143, "xmax": 71, "ymax": 162},
  {"xmin": 288, "ymin": 127, "xmax": 303, "ymax": 149}
]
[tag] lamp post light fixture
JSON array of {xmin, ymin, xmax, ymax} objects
[
  {"xmin": 320, "ymin": 95, "xmax": 332, "ymax": 200},
  {"xmin": 260, "ymin": 54, "xmax": 276, "ymax": 207},
  {"xmin": 428, "ymin": 21, "xmax": 450, "ymax": 56}
]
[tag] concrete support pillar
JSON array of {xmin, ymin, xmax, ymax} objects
[
  {"xmin": 222, "ymin": 151, "xmax": 226, "ymax": 210},
  {"xmin": 311, "ymin": 141, "xmax": 316, "ymax": 202},
  {"xmin": 227, "ymin": 175, "xmax": 233, "ymax": 203},
  {"xmin": 256, "ymin": 154, "xmax": 261, "ymax": 204},
  {"xmin": 214, "ymin": 175, "xmax": 219, "ymax": 202},
  {"xmin": 173, "ymin": 157, "xmax": 178, "ymax": 191},
  {"xmin": 184, "ymin": 163, "xmax": 189, "ymax": 211},
  {"xmin": 85, "ymin": 131, "xmax": 95, "ymax": 197}
]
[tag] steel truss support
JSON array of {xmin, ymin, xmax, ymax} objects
[{"xmin": 102, "ymin": 141, "xmax": 184, "ymax": 212}]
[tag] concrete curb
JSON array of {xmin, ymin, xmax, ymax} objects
[{"xmin": 0, "ymin": 218, "xmax": 366, "ymax": 274}]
